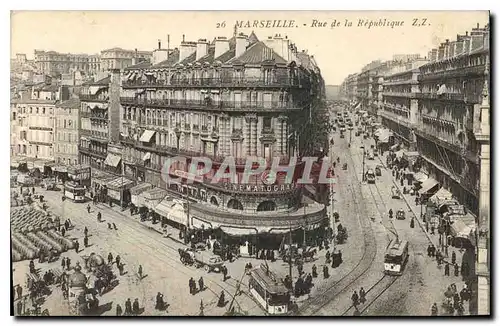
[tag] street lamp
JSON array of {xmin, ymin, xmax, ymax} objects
[{"xmin": 360, "ymin": 146, "xmax": 366, "ymax": 182}]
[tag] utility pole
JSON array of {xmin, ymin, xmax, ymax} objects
[
  {"xmin": 361, "ymin": 148, "xmax": 366, "ymax": 182},
  {"xmin": 288, "ymin": 223, "xmax": 293, "ymax": 293}
]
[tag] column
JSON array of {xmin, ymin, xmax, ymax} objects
[
  {"xmin": 252, "ymin": 115, "xmax": 258, "ymax": 156},
  {"xmin": 276, "ymin": 116, "xmax": 283, "ymax": 155},
  {"xmin": 244, "ymin": 115, "xmax": 252, "ymax": 156}
]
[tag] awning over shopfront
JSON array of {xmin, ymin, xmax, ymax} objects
[
  {"xmin": 414, "ymin": 172, "xmax": 428, "ymax": 183},
  {"xmin": 418, "ymin": 177, "xmax": 439, "ymax": 195},
  {"xmin": 106, "ymin": 177, "xmax": 135, "ymax": 191},
  {"xmin": 141, "ymin": 188, "xmax": 168, "ymax": 209},
  {"xmin": 403, "ymin": 151, "xmax": 419, "ymax": 161},
  {"xmin": 450, "ymin": 213, "xmax": 476, "ymax": 240},
  {"xmin": 130, "ymin": 182, "xmax": 153, "ymax": 207},
  {"xmin": 429, "ymin": 188, "xmax": 454, "ymax": 206},
  {"xmin": 154, "ymin": 198, "xmax": 188, "ymax": 226},
  {"xmin": 444, "ymin": 205, "xmax": 466, "ymax": 217},
  {"xmin": 220, "ymin": 226, "xmax": 259, "ymax": 236},
  {"xmin": 139, "ymin": 130, "xmax": 156, "ymax": 143},
  {"xmin": 104, "ymin": 153, "xmax": 121, "ymax": 167}
]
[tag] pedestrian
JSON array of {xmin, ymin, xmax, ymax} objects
[
  {"xmin": 325, "ymin": 250, "xmax": 331, "ymax": 264},
  {"xmin": 16, "ymin": 300, "xmax": 23, "ymax": 316},
  {"xmin": 61, "ymin": 227, "xmax": 66, "ymax": 237},
  {"xmin": 431, "ymin": 303, "xmax": 438, "ymax": 316},
  {"xmin": 16, "ymin": 285, "xmax": 23, "ymax": 300},
  {"xmin": 189, "ymin": 277, "xmax": 196, "ymax": 295},
  {"xmin": 32, "ymin": 187, "xmax": 35, "ymax": 194},
  {"xmin": 132, "ymin": 298, "xmax": 140, "ymax": 315},
  {"xmin": 155, "ymin": 292, "xmax": 164, "ymax": 310},
  {"xmin": 198, "ymin": 277, "xmax": 204, "ymax": 292},
  {"xmin": 359, "ymin": 287, "xmax": 366, "ymax": 304},
  {"xmin": 97, "ymin": 212, "xmax": 102, "ymax": 222},
  {"xmin": 222, "ymin": 265, "xmax": 228, "ymax": 281},
  {"xmin": 431, "ymin": 225, "xmax": 435, "ymax": 235},
  {"xmin": 451, "ymin": 251, "xmax": 457, "ymax": 265},
  {"xmin": 116, "ymin": 304, "xmax": 123, "ymax": 316},
  {"xmin": 351, "ymin": 291, "xmax": 359, "ymax": 307},
  {"xmin": 125, "ymin": 298, "xmax": 132, "ymax": 316},
  {"xmin": 87, "ymin": 204, "xmax": 91, "ymax": 214},
  {"xmin": 389, "ymin": 209, "xmax": 393, "ymax": 219},
  {"xmin": 444, "ymin": 263, "xmax": 450, "ymax": 276},
  {"xmin": 66, "ymin": 258, "xmax": 71, "ymax": 270},
  {"xmin": 84, "ymin": 236, "xmax": 89, "ymax": 247},
  {"xmin": 108, "ymin": 223, "xmax": 112, "ymax": 229},
  {"xmin": 108, "ymin": 253, "xmax": 114, "ymax": 265},
  {"xmin": 113, "ymin": 223, "xmax": 117, "ymax": 230},
  {"xmin": 138, "ymin": 265, "xmax": 143, "ymax": 279},
  {"xmin": 427, "ymin": 245, "xmax": 432, "ymax": 257},
  {"xmin": 457, "ymin": 301, "xmax": 464, "ymax": 316},
  {"xmin": 323, "ymin": 265, "xmax": 329, "ymax": 279},
  {"xmin": 410, "ymin": 218, "xmax": 415, "ymax": 229},
  {"xmin": 118, "ymin": 263, "xmax": 124, "ymax": 276},
  {"xmin": 61, "ymin": 257, "xmax": 66, "ymax": 269},
  {"xmin": 84, "ymin": 227, "xmax": 88, "ymax": 237},
  {"xmin": 454, "ymin": 264, "xmax": 460, "ymax": 277},
  {"xmin": 217, "ymin": 291, "xmax": 225, "ymax": 307},
  {"xmin": 115, "ymin": 255, "xmax": 121, "ymax": 267},
  {"xmin": 74, "ymin": 240, "xmax": 80, "ymax": 253},
  {"xmin": 312, "ymin": 264, "xmax": 318, "ymax": 278},
  {"xmin": 64, "ymin": 220, "xmax": 69, "ymax": 231}
]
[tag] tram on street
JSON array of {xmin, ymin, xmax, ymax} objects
[
  {"xmin": 249, "ymin": 264, "xmax": 290, "ymax": 315},
  {"xmin": 366, "ymin": 169, "xmax": 376, "ymax": 184},
  {"xmin": 64, "ymin": 181, "xmax": 86, "ymax": 203},
  {"xmin": 384, "ymin": 239, "xmax": 409, "ymax": 275}
]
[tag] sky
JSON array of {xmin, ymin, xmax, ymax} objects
[{"xmin": 11, "ymin": 11, "xmax": 489, "ymax": 85}]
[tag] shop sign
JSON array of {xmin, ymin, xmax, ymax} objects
[{"xmin": 222, "ymin": 183, "xmax": 295, "ymax": 193}]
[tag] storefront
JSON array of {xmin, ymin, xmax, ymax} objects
[
  {"xmin": 130, "ymin": 182, "xmax": 154, "ymax": 208},
  {"xmin": 154, "ymin": 197, "xmax": 189, "ymax": 229},
  {"xmin": 105, "ymin": 177, "xmax": 135, "ymax": 207},
  {"xmin": 417, "ymin": 177, "xmax": 439, "ymax": 202}
]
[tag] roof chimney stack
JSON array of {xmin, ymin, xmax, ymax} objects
[
  {"xmin": 235, "ymin": 33, "xmax": 248, "ymax": 58},
  {"xmin": 214, "ymin": 36, "xmax": 230, "ymax": 60},
  {"xmin": 182, "ymin": 34, "xmax": 185, "ymax": 42}
]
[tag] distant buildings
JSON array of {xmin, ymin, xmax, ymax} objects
[
  {"xmin": 100, "ymin": 47, "xmax": 153, "ymax": 71},
  {"xmin": 54, "ymin": 98, "xmax": 81, "ymax": 165}
]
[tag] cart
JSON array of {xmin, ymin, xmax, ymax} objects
[{"xmin": 396, "ymin": 209, "xmax": 406, "ymax": 220}]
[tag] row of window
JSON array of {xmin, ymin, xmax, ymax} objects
[
  {"xmin": 55, "ymin": 143, "xmax": 78, "ymax": 155},
  {"xmin": 16, "ymin": 106, "xmax": 54, "ymax": 115}
]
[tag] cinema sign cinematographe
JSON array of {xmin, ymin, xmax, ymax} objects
[{"xmin": 222, "ymin": 183, "xmax": 295, "ymax": 193}]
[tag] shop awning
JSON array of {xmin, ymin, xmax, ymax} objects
[
  {"xmin": 414, "ymin": 172, "xmax": 428, "ymax": 183},
  {"xmin": 142, "ymin": 152, "xmax": 151, "ymax": 161},
  {"xmin": 154, "ymin": 198, "xmax": 187, "ymax": 225},
  {"xmin": 139, "ymin": 130, "xmax": 156, "ymax": 142},
  {"xmin": 143, "ymin": 188, "xmax": 168, "ymax": 201},
  {"xmin": 130, "ymin": 182, "xmax": 153, "ymax": 196},
  {"xmin": 418, "ymin": 178, "xmax": 439, "ymax": 196},
  {"xmin": 444, "ymin": 204, "xmax": 466, "ymax": 216},
  {"xmin": 450, "ymin": 214, "xmax": 476, "ymax": 239},
  {"xmin": 220, "ymin": 226, "xmax": 258, "ymax": 236},
  {"xmin": 429, "ymin": 188, "xmax": 454, "ymax": 206},
  {"xmin": 106, "ymin": 177, "xmax": 135, "ymax": 191},
  {"xmin": 104, "ymin": 153, "xmax": 121, "ymax": 167}
]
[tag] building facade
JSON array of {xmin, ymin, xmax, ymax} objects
[
  {"xmin": 118, "ymin": 32, "xmax": 326, "ymax": 238},
  {"xmin": 100, "ymin": 48, "xmax": 153, "ymax": 71},
  {"xmin": 54, "ymin": 98, "xmax": 81, "ymax": 165},
  {"xmin": 34, "ymin": 50, "xmax": 89, "ymax": 76}
]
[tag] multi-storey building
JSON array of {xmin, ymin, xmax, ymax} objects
[
  {"xmin": 55, "ymin": 98, "xmax": 81, "ymax": 165},
  {"xmin": 380, "ymin": 58, "xmax": 429, "ymax": 150},
  {"xmin": 34, "ymin": 50, "xmax": 91, "ymax": 76},
  {"xmin": 100, "ymin": 48, "xmax": 153, "ymax": 71},
  {"xmin": 88, "ymin": 54, "xmax": 101, "ymax": 75},
  {"xmin": 118, "ymin": 32, "xmax": 326, "ymax": 241},
  {"xmin": 340, "ymin": 73, "xmax": 358, "ymax": 103}
]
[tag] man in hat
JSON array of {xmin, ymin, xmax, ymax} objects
[
  {"xmin": 84, "ymin": 236, "xmax": 89, "ymax": 248},
  {"xmin": 124, "ymin": 298, "xmax": 132, "ymax": 316},
  {"xmin": 132, "ymin": 298, "xmax": 140, "ymax": 315},
  {"xmin": 74, "ymin": 240, "xmax": 80, "ymax": 253},
  {"xmin": 444, "ymin": 263, "xmax": 450, "ymax": 276},
  {"xmin": 198, "ymin": 277, "xmax": 204, "ymax": 292},
  {"xmin": 108, "ymin": 253, "xmax": 114, "ymax": 265}
]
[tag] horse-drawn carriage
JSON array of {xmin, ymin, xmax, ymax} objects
[{"xmin": 178, "ymin": 243, "xmax": 224, "ymax": 273}]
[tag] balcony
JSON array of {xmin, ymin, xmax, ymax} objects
[
  {"xmin": 90, "ymin": 114, "xmax": 109, "ymax": 121},
  {"xmin": 80, "ymin": 94, "xmax": 109, "ymax": 103},
  {"xmin": 382, "ymin": 92, "xmax": 418, "ymax": 98},
  {"xmin": 119, "ymin": 134, "xmax": 296, "ymax": 167},
  {"xmin": 78, "ymin": 146, "xmax": 107, "ymax": 158},
  {"xmin": 418, "ymin": 65, "xmax": 486, "ymax": 81},
  {"xmin": 122, "ymin": 76, "xmax": 304, "ymax": 89},
  {"xmin": 80, "ymin": 111, "xmax": 90, "ymax": 118},
  {"xmin": 89, "ymin": 131, "xmax": 109, "ymax": 142},
  {"xmin": 120, "ymin": 97, "xmax": 302, "ymax": 112},
  {"xmin": 416, "ymin": 92, "xmax": 465, "ymax": 101}
]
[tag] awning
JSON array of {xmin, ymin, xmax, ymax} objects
[
  {"xmin": 106, "ymin": 176, "xmax": 135, "ymax": 191},
  {"xmin": 139, "ymin": 130, "xmax": 156, "ymax": 142},
  {"xmin": 429, "ymin": 188, "xmax": 454, "ymax": 206},
  {"xmin": 403, "ymin": 151, "xmax": 419, "ymax": 160},
  {"xmin": 104, "ymin": 153, "xmax": 121, "ymax": 167},
  {"xmin": 414, "ymin": 172, "xmax": 428, "ymax": 183},
  {"xmin": 154, "ymin": 198, "xmax": 188, "ymax": 226},
  {"xmin": 89, "ymin": 86, "xmax": 104, "ymax": 95},
  {"xmin": 130, "ymin": 182, "xmax": 153, "ymax": 196},
  {"xmin": 220, "ymin": 226, "xmax": 258, "ymax": 236},
  {"xmin": 142, "ymin": 152, "xmax": 151, "ymax": 161},
  {"xmin": 418, "ymin": 177, "xmax": 439, "ymax": 196},
  {"xmin": 450, "ymin": 214, "xmax": 476, "ymax": 239},
  {"xmin": 143, "ymin": 188, "xmax": 168, "ymax": 201}
]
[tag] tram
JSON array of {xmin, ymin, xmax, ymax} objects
[
  {"xmin": 366, "ymin": 169, "xmax": 376, "ymax": 184},
  {"xmin": 64, "ymin": 181, "xmax": 86, "ymax": 203},
  {"xmin": 249, "ymin": 264, "xmax": 290, "ymax": 315},
  {"xmin": 384, "ymin": 239, "xmax": 409, "ymax": 275}
]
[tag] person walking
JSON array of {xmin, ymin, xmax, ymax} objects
[
  {"xmin": 312, "ymin": 264, "xmax": 318, "ymax": 278},
  {"xmin": 217, "ymin": 291, "xmax": 225, "ymax": 307},
  {"xmin": 61, "ymin": 227, "xmax": 66, "ymax": 237},
  {"xmin": 431, "ymin": 303, "xmax": 438, "ymax": 316},
  {"xmin": 16, "ymin": 285, "xmax": 23, "ymax": 300},
  {"xmin": 61, "ymin": 257, "xmax": 66, "ymax": 269},
  {"xmin": 451, "ymin": 251, "xmax": 457, "ymax": 265},
  {"xmin": 323, "ymin": 265, "xmax": 329, "ymax": 279},
  {"xmin": 113, "ymin": 223, "xmax": 117, "ymax": 230},
  {"xmin": 66, "ymin": 258, "xmax": 71, "ymax": 270},
  {"xmin": 444, "ymin": 263, "xmax": 450, "ymax": 276},
  {"xmin": 454, "ymin": 264, "xmax": 460, "ymax": 277},
  {"xmin": 125, "ymin": 298, "xmax": 132, "ymax": 316},
  {"xmin": 87, "ymin": 204, "xmax": 91, "ymax": 214},
  {"xmin": 222, "ymin": 265, "xmax": 228, "ymax": 281},
  {"xmin": 198, "ymin": 277, "xmax": 204, "ymax": 292},
  {"xmin": 351, "ymin": 291, "xmax": 359, "ymax": 307},
  {"xmin": 132, "ymin": 298, "xmax": 140, "ymax": 315},
  {"xmin": 84, "ymin": 227, "xmax": 88, "ymax": 237},
  {"xmin": 84, "ymin": 236, "xmax": 89, "ymax": 247},
  {"xmin": 138, "ymin": 265, "xmax": 143, "ymax": 280},
  {"xmin": 74, "ymin": 240, "xmax": 80, "ymax": 253},
  {"xmin": 116, "ymin": 304, "xmax": 123, "ymax": 316},
  {"xmin": 115, "ymin": 255, "xmax": 121, "ymax": 267},
  {"xmin": 108, "ymin": 253, "xmax": 114, "ymax": 265},
  {"xmin": 359, "ymin": 287, "xmax": 366, "ymax": 304},
  {"xmin": 155, "ymin": 292, "xmax": 164, "ymax": 310}
]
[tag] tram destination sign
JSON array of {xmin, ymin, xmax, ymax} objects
[{"xmin": 222, "ymin": 183, "xmax": 295, "ymax": 193}]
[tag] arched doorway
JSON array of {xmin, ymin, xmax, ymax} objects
[
  {"xmin": 257, "ymin": 200, "xmax": 277, "ymax": 211},
  {"xmin": 210, "ymin": 196, "xmax": 219, "ymax": 206},
  {"xmin": 227, "ymin": 198, "xmax": 243, "ymax": 210}
]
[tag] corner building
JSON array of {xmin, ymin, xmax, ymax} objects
[{"xmin": 120, "ymin": 32, "xmax": 327, "ymax": 244}]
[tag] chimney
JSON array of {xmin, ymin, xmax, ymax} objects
[
  {"xmin": 214, "ymin": 37, "xmax": 230, "ymax": 60},
  {"xmin": 132, "ymin": 48, "xmax": 138, "ymax": 66},
  {"xmin": 167, "ymin": 34, "xmax": 170, "ymax": 51},
  {"xmin": 196, "ymin": 39, "xmax": 209, "ymax": 61},
  {"xmin": 470, "ymin": 32, "xmax": 484, "ymax": 53},
  {"xmin": 437, "ymin": 44, "xmax": 445, "ymax": 61},
  {"xmin": 235, "ymin": 33, "xmax": 248, "ymax": 58},
  {"xmin": 179, "ymin": 40, "xmax": 196, "ymax": 62}
]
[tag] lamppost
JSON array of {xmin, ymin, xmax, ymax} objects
[{"xmin": 360, "ymin": 146, "xmax": 366, "ymax": 182}]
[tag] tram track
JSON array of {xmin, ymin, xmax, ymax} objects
[{"xmin": 297, "ymin": 135, "xmax": 378, "ymax": 316}]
